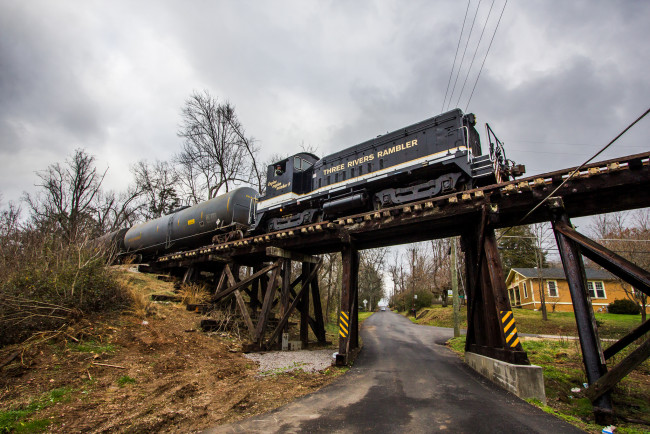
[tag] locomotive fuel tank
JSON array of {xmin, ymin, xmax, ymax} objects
[{"xmin": 123, "ymin": 187, "xmax": 258, "ymax": 258}]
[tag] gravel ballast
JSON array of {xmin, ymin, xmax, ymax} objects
[{"xmin": 244, "ymin": 349, "xmax": 334, "ymax": 375}]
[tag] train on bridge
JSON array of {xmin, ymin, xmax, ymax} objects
[{"xmin": 104, "ymin": 108, "xmax": 524, "ymax": 260}]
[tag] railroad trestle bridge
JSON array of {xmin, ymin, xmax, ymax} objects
[{"xmin": 144, "ymin": 151, "xmax": 649, "ymax": 424}]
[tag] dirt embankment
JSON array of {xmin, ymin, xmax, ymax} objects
[{"xmin": 0, "ymin": 276, "xmax": 342, "ymax": 433}]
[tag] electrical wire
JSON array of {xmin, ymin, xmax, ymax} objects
[
  {"xmin": 446, "ymin": 0, "xmax": 483, "ymax": 111},
  {"xmin": 497, "ymin": 106, "xmax": 650, "ymax": 241},
  {"xmin": 455, "ymin": 0, "xmax": 496, "ymax": 109},
  {"xmin": 442, "ymin": 0, "xmax": 472, "ymax": 113},
  {"xmin": 464, "ymin": 0, "xmax": 508, "ymax": 110}
]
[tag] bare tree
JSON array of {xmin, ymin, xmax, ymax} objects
[
  {"xmin": 429, "ymin": 238, "xmax": 453, "ymax": 305},
  {"xmin": 358, "ymin": 248, "xmax": 387, "ymax": 311},
  {"xmin": 131, "ymin": 160, "xmax": 181, "ymax": 219},
  {"xmin": 94, "ymin": 188, "xmax": 142, "ymax": 232},
  {"xmin": 176, "ymin": 90, "xmax": 261, "ymax": 203},
  {"xmin": 591, "ymin": 210, "xmax": 649, "ymax": 322},
  {"xmin": 531, "ymin": 222, "xmax": 553, "ymax": 320},
  {"xmin": 24, "ymin": 149, "xmax": 106, "ymax": 241}
]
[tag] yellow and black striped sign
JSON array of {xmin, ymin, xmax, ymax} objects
[
  {"xmin": 500, "ymin": 310, "xmax": 520, "ymax": 348},
  {"xmin": 339, "ymin": 311, "xmax": 349, "ymax": 338}
]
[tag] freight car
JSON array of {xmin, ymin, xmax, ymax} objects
[
  {"xmin": 110, "ymin": 108, "xmax": 521, "ymax": 260},
  {"xmin": 122, "ymin": 187, "xmax": 257, "ymax": 260}
]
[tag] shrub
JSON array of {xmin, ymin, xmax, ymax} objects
[
  {"xmin": 391, "ymin": 289, "xmax": 433, "ymax": 311},
  {"xmin": 0, "ymin": 230, "xmax": 129, "ymax": 346},
  {"xmin": 607, "ymin": 299, "xmax": 641, "ymax": 315}
]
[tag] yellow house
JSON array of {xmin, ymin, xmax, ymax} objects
[{"xmin": 505, "ymin": 267, "xmax": 648, "ymax": 313}]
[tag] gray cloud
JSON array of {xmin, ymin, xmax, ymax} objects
[{"xmin": 1, "ymin": 0, "xmax": 648, "ymax": 210}]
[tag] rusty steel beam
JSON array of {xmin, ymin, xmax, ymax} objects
[
  {"xmin": 604, "ymin": 319, "xmax": 650, "ymax": 360},
  {"xmin": 553, "ymin": 220, "xmax": 650, "ymax": 296},
  {"xmin": 551, "ymin": 207, "xmax": 613, "ymax": 424},
  {"xmin": 586, "ymin": 338, "xmax": 650, "ymax": 403}
]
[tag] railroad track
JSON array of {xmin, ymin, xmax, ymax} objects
[{"xmin": 156, "ymin": 151, "xmax": 649, "ymax": 265}]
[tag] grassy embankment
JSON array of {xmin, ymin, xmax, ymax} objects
[
  {"xmin": 407, "ymin": 305, "xmax": 649, "ymax": 433},
  {"xmin": 411, "ymin": 305, "xmax": 643, "ymax": 339}
]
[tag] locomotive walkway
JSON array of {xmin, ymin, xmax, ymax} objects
[{"xmin": 208, "ymin": 311, "xmax": 582, "ymax": 433}]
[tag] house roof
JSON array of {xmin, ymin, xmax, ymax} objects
[{"xmin": 510, "ymin": 267, "xmax": 616, "ymax": 281}]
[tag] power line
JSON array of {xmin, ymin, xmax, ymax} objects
[
  {"xmin": 500, "ymin": 235, "xmax": 650, "ymax": 243},
  {"xmin": 464, "ymin": 0, "xmax": 508, "ymax": 110},
  {"xmin": 446, "ymin": 0, "xmax": 483, "ymax": 111},
  {"xmin": 497, "ymin": 106, "xmax": 650, "ymax": 241},
  {"xmin": 441, "ymin": 0, "xmax": 471, "ymax": 113},
  {"xmin": 455, "ymin": 0, "xmax": 496, "ymax": 109}
]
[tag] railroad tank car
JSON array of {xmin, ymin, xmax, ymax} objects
[
  {"xmin": 123, "ymin": 187, "xmax": 257, "ymax": 259},
  {"xmin": 255, "ymin": 108, "xmax": 510, "ymax": 232}
]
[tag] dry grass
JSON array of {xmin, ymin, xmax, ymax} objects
[{"xmin": 179, "ymin": 282, "xmax": 210, "ymax": 305}]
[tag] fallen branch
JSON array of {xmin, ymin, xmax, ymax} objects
[
  {"xmin": 0, "ymin": 351, "xmax": 20, "ymax": 369},
  {"xmin": 91, "ymin": 362, "xmax": 127, "ymax": 369}
]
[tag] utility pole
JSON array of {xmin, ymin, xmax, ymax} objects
[
  {"xmin": 411, "ymin": 248, "xmax": 416, "ymax": 316},
  {"xmin": 451, "ymin": 237, "xmax": 460, "ymax": 337}
]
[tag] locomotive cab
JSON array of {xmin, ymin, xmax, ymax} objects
[{"xmin": 264, "ymin": 152, "xmax": 319, "ymax": 200}]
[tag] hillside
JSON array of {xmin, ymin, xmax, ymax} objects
[{"xmin": 0, "ymin": 268, "xmax": 342, "ymax": 433}]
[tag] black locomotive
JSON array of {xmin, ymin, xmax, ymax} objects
[
  {"xmin": 112, "ymin": 108, "xmax": 522, "ymax": 260},
  {"xmin": 255, "ymin": 108, "xmax": 521, "ymax": 232}
]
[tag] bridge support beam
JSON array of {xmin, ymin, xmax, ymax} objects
[
  {"xmin": 336, "ymin": 243, "xmax": 359, "ymax": 366},
  {"xmin": 462, "ymin": 208, "xmax": 530, "ymax": 365},
  {"xmin": 550, "ymin": 199, "xmax": 615, "ymax": 424}
]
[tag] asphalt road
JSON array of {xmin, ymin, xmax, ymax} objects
[{"xmin": 208, "ymin": 311, "xmax": 583, "ymax": 433}]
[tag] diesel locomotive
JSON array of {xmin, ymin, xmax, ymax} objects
[{"xmin": 112, "ymin": 108, "xmax": 522, "ymax": 260}]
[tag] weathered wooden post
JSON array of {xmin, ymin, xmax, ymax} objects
[{"xmin": 336, "ymin": 243, "xmax": 359, "ymax": 365}]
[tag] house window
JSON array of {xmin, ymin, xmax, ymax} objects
[
  {"xmin": 587, "ymin": 281, "xmax": 606, "ymax": 299},
  {"xmin": 522, "ymin": 282, "xmax": 528, "ymax": 299},
  {"xmin": 547, "ymin": 280, "xmax": 559, "ymax": 297}
]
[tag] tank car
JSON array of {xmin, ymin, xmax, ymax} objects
[{"xmin": 123, "ymin": 187, "xmax": 257, "ymax": 259}]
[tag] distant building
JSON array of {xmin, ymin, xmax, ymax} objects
[{"xmin": 505, "ymin": 267, "xmax": 648, "ymax": 313}]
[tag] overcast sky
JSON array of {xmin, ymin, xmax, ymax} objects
[{"xmin": 1, "ymin": 0, "xmax": 649, "ymax": 211}]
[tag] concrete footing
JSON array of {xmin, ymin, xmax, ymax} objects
[{"xmin": 465, "ymin": 352, "xmax": 546, "ymax": 405}]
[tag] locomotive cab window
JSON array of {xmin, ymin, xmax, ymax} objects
[
  {"xmin": 274, "ymin": 160, "xmax": 287, "ymax": 176},
  {"xmin": 294, "ymin": 157, "xmax": 303, "ymax": 171}
]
